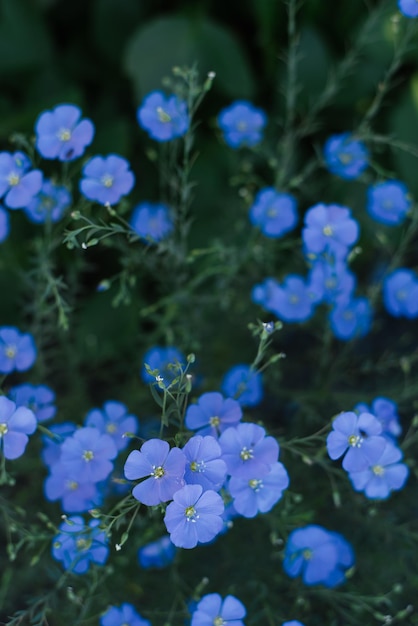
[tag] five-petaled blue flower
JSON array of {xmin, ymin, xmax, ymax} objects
[
  {"xmin": 191, "ymin": 593, "xmax": 246, "ymax": 626},
  {"xmin": 228, "ymin": 461, "xmax": 289, "ymax": 518},
  {"xmin": 52, "ymin": 515, "xmax": 109, "ymax": 574},
  {"xmin": 8, "ymin": 383, "xmax": 56, "ymax": 423},
  {"xmin": 60, "ymin": 427, "xmax": 117, "ymax": 484},
  {"xmin": 35, "ymin": 104, "xmax": 94, "ymax": 161},
  {"xmin": 218, "ymin": 101, "xmax": 267, "ymax": 149},
  {"xmin": 329, "ymin": 296, "xmax": 372, "ymax": 341},
  {"xmin": 0, "ymin": 152, "xmax": 43, "ymax": 209},
  {"xmin": 23, "ymin": 179, "xmax": 72, "ymax": 224},
  {"xmin": 219, "ymin": 422, "xmax": 279, "ymax": 479},
  {"xmin": 327, "ymin": 411, "xmax": 386, "ymax": 472},
  {"xmin": 0, "ymin": 396, "xmax": 37, "ymax": 460},
  {"xmin": 130, "ymin": 201, "xmax": 174, "ymax": 242},
  {"xmin": 85, "ymin": 400, "xmax": 139, "ymax": 451},
  {"xmin": 185, "ymin": 391, "xmax": 242, "ymax": 437},
  {"xmin": 164, "ymin": 484, "xmax": 224, "ymax": 548},
  {"xmin": 183, "ymin": 435, "xmax": 227, "ymax": 492},
  {"xmin": 221, "ymin": 364, "xmax": 263, "ymax": 407},
  {"xmin": 302, "ymin": 203, "xmax": 359, "ymax": 260},
  {"xmin": 383, "ymin": 268, "xmax": 418, "ymax": 319},
  {"xmin": 249, "ymin": 187, "xmax": 298, "ymax": 238},
  {"xmin": 0, "ymin": 326, "xmax": 37, "ymax": 374},
  {"xmin": 80, "ymin": 154, "xmax": 135, "ymax": 205},
  {"xmin": 137, "ymin": 91, "xmax": 189, "ymax": 142},
  {"xmin": 253, "ymin": 275, "xmax": 316, "ymax": 323},
  {"xmin": 124, "ymin": 438, "xmax": 186, "ymax": 505},
  {"xmin": 283, "ymin": 524, "xmax": 355, "ymax": 588},
  {"xmin": 323, "ymin": 133, "xmax": 369, "ymax": 180},
  {"xmin": 366, "ymin": 180, "xmax": 411, "ymax": 226}
]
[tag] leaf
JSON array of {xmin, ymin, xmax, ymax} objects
[{"xmin": 123, "ymin": 15, "xmax": 255, "ymax": 100}]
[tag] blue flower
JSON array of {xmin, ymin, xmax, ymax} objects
[
  {"xmin": 183, "ymin": 435, "xmax": 227, "ymax": 492},
  {"xmin": 282, "ymin": 622, "xmax": 305, "ymax": 626},
  {"xmin": 60, "ymin": 427, "xmax": 117, "ymax": 484},
  {"xmin": 221, "ymin": 364, "xmax": 263, "ymax": 407},
  {"xmin": 327, "ymin": 411, "xmax": 386, "ymax": 472},
  {"xmin": 218, "ymin": 101, "xmax": 267, "ymax": 149},
  {"xmin": 348, "ymin": 440, "xmax": 409, "ymax": 500},
  {"xmin": 0, "ymin": 396, "xmax": 37, "ymax": 460},
  {"xmin": 383, "ymin": 268, "xmax": 418, "ymax": 318},
  {"xmin": 398, "ymin": 0, "xmax": 418, "ymax": 17},
  {"xmin": 141, "ymin": 345, "xmax": 186, "ymax": 386},
  {"xmin": 191, "ymin": 593, "xmax": 246, "ymax": 626},
  {"xmin": 52, "ymin": 516, "xmax": 109, "ymax": 574},
  {"xmin": 249, "ymin": 188, "xmax": 298, "ymax": 238},
  {"xmin": 130, "ymin": 201, "xmax": 174, "ymax": 242},
  {"xmin": 164, "ymin": 484, "xmax": 224, "ymax": 548},
  {"xmin": 303, "ymin": 203, "xmax": 359, "ymax": 260},
  {"xmin": 35, "ymin": 104, "xmax": 94, "ymax": 161},
  {"xmin": 0, "ymin": 326, "xmax": 37, "ymax": 374},
  {"xmin": 84, "ymin": 400, "xmax": 139, "ymax": 451},
  {"xmin": 253, "ymin": 275, "xmax": 316, "ymax": 323},
  {"xmin": 185, "ymin": 392, "xmax": 242, "ymax": 437},
  {"xmin": 41, "ymin": 422, "xmax": 77, "ymax": 467},
  {"xmin": 8, "ymin": 383, "xmax": 56, "ymax": 423},
  {"xmin": 0, "ymin": 205, "xmax": 9, "ymax": 242},
  {"xmin": 366, "ymin": 180, "xmax": 411, "ymax": 226},
  {"xmin": 355, "ymin": 397, "xmax": 401, "ymax": 439},
  {"xmin": 308, "ymin": 258, "xmax": 356, "ymax": 306},
  {"xmin": 219, "ymin": 423, "xmax": 279, "ymax": 479},
  {"xmin": 329, "ymin": 297, "xmax": 372, "ymax": 341},
  {"xmin": 0, "ymin": 152, "xmax": 43, "ymax": 209},
  {"xmin": 138, "ymin": 535, "xmax": 176, "ymax": 569},
  {"xmin": 283, "ymin": 524, "xmax": 355, "ymax": 588},
  {"xmin": 23, "ymin": 179, "xmax": 72, "ymax": 224},
  {"xmin": 100, "ymin": 603, "xmax": 151, "ymax": 626},
  {"xmin": 323, "ymin": 133, "xmax": 369, "ymax": 179},
  {"xmin": 228, "ymin": 461, "xmax": 289, "ymax": 518},
  {"xmin": 44, "ymin": 464, "xmax": 102, "ymax": 513},
  {"xmin": 137, "ymin": 91, "xmax": 189, "ymax": 142},
  {"xmin": 124, "ymin": 438, "xmax": 186, "ymax": 505},
  {"xmin": 80, "ymin": 155, "xmax": 135, "ymax": 205}
]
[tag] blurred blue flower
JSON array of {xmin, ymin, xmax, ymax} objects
[
  {"xmin": 138, "ymin": 535, "xmax": 176, "ymax": 569},
  {"xmin": 41, "ymin": 422, "xmax": 77, "ymax": 467},
  {"xmin": 130, "ymin": 201, "xmax": 174, "ymax": 242},
  {"xmin": 44, "ymin": 464, "xmax": 102, "ymax": 513},
  {"xmin": 398, "ymin": 0, "xmax": 418, "ymax": 17},
  {"xmin": 52, "ymin": 516, "xmax": 108, "ymax": 574},
  {"xmin": 218, "ymin": 100, "xmax": 266, "ymax": 149},
  {"xmin": 383, "ymin": 268, "xmax": 418, "ymax": 318},
  {"xmin": 185, "ymin": 391, "xmax": 242, "ymax": 437},
  {"xmin": 282, "ymin": 622, "xmax": 305, "ymax": 626},
  {"xmin": 191, "ymin": 593, "xmax": 246, "ymax": 626},
  {"xmin": 60, "ymin": 427, "xmax": 117, "ymax": 484},
  {"xmin": 228, "ymin": 461, "xmax": 289, "ymax": 518},
  {"xmin": 327, "ymin": 411, "xmax": 386, "ymax": 472},
  {"xmin": 100, "ymin": 603, "xmax": 151, "ymax": 626},
  {"xmin": 0, "ymin": 396, "xmax": 36, "ymax": 460},
  {"xmin": 221, "ymin": 364, "xmax": 263, "ymax": 407},
  {"xmin": 141, "ymin": 345, "xmax": 186, "ymax": 386},
  {"xmin": 164, "ymin": 484, "xmax": 224, "ymax": 548},
  {"xmin": 355, "ymin": 397, "xmax": 401, "ymax": 439},
  {"xmin": 303, "ymin": 203, "xmax": 359, "ymax": 260},
  {"xmin": 80, "ymin": 155, "xmax": 135, "ymax": 205},
  {"xmin": 183, "ymin": 435, "xmax": 227, "ymax": 491},
  {"xmin": 0, "ymin": 326, "xmax": 37, "ymax": 374},
  {"xmin": 0, "ymin": 152, "xmax": 43, "ymax": 209},
  {"xmin": 219, "ymin": 422, "xmax": 279, "ymax": 479},
  {"xmin": 329, "ymin": 297, "xmax": 372, "ymax": 341},
  {"xmin": 283, "ymin": 524, "xmax": 354, "ymax": 587},
  {"xmin": 23, "ymin": 179, "xmax": 72, "ymax": 223},
  {"xmin": 253, "ymin": 275, "xmax": 316, "ymax": 323},
  {"xmin": 366, "ymin": 180, "xmax": 411, "ymax": 226},
  {"xmin": 0, "ymin": 205, "xmax": 9, "ymax": 242},
  {"xmin": 249, "ymin": 187, "xmax": 298, "ymax": 238},
  {"xmin": 85, "ymin": 400, "xmax": 139, "ymax": 451},
  {"xmin": 137, "ymin": 91, "xmax": 189, "ymax": 142},
  {"xmin": 9, "ymin": 383, "xmax": 56, "ymax": 423},
  {"xmin": 348, "ymin": 440, "xmax": 409, "ymax": 500},
  {"xmin": 35, "ymin": 104, "xmax": 94, "ymax": 161},
  {"xmin": 124, "ymin": 438, "xmax": 186, "ymax": 505},
  {"xmin": 323, "ymin": 133, "xmax": 369, "ymax": 179},
  {"xmin": 308, "ymin": 258, "xmax": 356, "ymax": 306}
]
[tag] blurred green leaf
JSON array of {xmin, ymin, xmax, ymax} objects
[
  {"xmin": 123, "ymin": 14, "xmax": 255, "ymax": 101},
  {"xmin": 0, "ymin": 0, "xmax": 52, "ymax": 75},
  {"xmin": 389, "ymin": 74, "xmax": 418, "ymax": 195}
]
